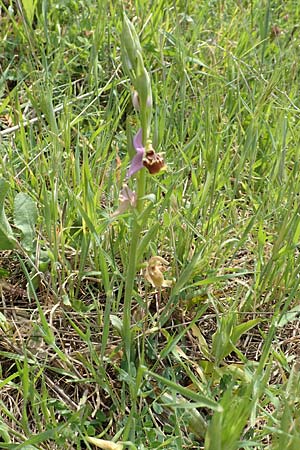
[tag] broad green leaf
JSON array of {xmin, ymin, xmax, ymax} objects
[
  {"xmin": 14, "ymin": 193, "xmax": 38, "ymax": 252},
  {"xmin": 231, "ymin": 318, "xmax": 262, "ymax": 344},
  {"xmin": 278, "ymin": 305, "xmax": 300, "ymax": 327},
  {"xmin": 212, "ymin": 314, "xmax": 261, "ymax": 364},
  {"xmin": 145, "ymin": 368, "xmax": 222, "ymax": 412},
  {"xmin": 0, "ymin": 179, "xmax": 15, "ymax": 250},
  {"xmin": 110, "ymin": 314, "xmax": 123, "ymax": 336},
  {"xmin": 21, "ymin": 0, "xmax": 38, "ymax": 26}
]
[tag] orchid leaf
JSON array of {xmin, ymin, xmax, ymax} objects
[
  {"xmin": 278, "ymin": 305, "xmax": 300, "ymax": 327},
  {"xmin": 110, "ymin": 314, "xmax": 123, "ymax": 336},
  {"xmin": 212, "ymin": 314, "xmax": 262, "ymax": 364},
  {"xmin": 0, "ymin": 179, "xmax": 15, "ymax": 250},
  {"xmin": 14, "ymin": 193, "xmax": 38, "ymax": 252}
]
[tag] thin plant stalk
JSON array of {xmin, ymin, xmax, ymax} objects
[{"xmin": 120, "ymin": 14, "xmax": 155, "ymax": 441}]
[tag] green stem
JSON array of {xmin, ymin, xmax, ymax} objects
[
  {"xmin": 122, "ymin": 177, "xmax": 143, "ymax": 442},
  {"xmin": 122, "ymin": 95, "xmax": 149, "ymax": 442},
  {"xmin": 122, "ymin": 121, "xmax": 148, "ymax": 363},
  {"xmin": 137, "ymin": 168, "xmax": 146, "ymax": 213},
  {"xmin": 137, "ymin": 107, "xmax": 149, "ymax": 210},
  {"xmin": 123, "ymin": 218, "xmax": 140, "ymax": 364}
]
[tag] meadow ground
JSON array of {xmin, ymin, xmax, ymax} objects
[{"xmin": 1, "ymin": 1, "xmax": 300, "ymax": 449}]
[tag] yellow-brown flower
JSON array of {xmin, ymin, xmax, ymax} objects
[{"xmin": 144, "ymin": 256, "xmax": 173, "ymax": 288}]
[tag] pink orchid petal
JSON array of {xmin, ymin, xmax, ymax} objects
[
  {"xmin": 111, "ymin": 185, "xmax": 137, "ymax": 217},
  {"xmin": 127, "ymin": 151, "xmax": 144, "ymax": 178},
  {"xmin": 127, "ymin": 128, "xmax": 145, "ymax": 178},
  {"xmin": 133, "ymin": 128, "xmax": 143, "ymax": 149}
]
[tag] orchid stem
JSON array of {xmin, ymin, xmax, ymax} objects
[
  {"xmin": 123, "ymin": 219, "xmax": 140, "ymax": 365},
  {"xmin": 122, "ymin": 123, "xmax": 148, "ymax": 441},
  {"xmin": 122, "ymin": 172, "xmax": 145, "ymax": 442},
  {"xmin": 123, "ymin": 128, "xmax": 147, "ymax": 364},
  {"xmin": 138, "ymin": 110, "xmax": 149, "ymax": 210}
]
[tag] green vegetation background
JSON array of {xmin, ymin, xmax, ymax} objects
[{"xmin": 1, "ymin": 0, "xmax": 300, "ymax": 449}]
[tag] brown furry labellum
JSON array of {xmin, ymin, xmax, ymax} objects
[{"xmin": 143, "ymin": 147, "xmax": 165, "ymax": 175}]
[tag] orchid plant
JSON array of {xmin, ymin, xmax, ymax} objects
[
  {"xmin": 119, "ymin": 14, "xmax": 170, "ymax": 312},
  {"xmin": 117, "ymin": 13, "xmax": 172, "ymax": 442}
]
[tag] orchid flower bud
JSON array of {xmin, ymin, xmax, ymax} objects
[
  {"xmin": 131, "ymin": 89, "xmax": 140, "ymax": 111},
  {"xmin": 135, "ymin": 52, "xmax": 152, "ymax": 102},
  {"xmin": 121, "ymin": 14, "xmax": 142, "ymax": 75}
]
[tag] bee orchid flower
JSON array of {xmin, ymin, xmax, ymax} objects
[
  {"xmin": 127, "ymin": 128, "xmax": 166, "ymax": 178},
  {"xmin": 111, "ymin": 184, "xmax": 137, "ymax": 217},
  {"xmin": 144, "ymin": 256, "xmax": 173, "ymax": 288}
]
